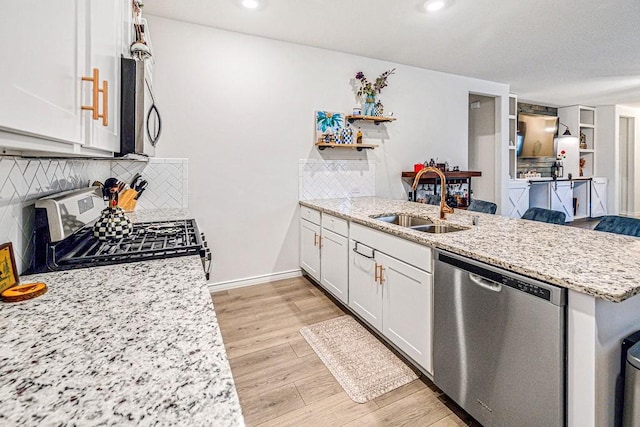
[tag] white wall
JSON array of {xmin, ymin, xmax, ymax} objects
[
  {"xmin": 596, "ymin": 105, "xmax": 640, "ymax": 216},
  {"xmin": 147, "ymin": 15, "xmax": 509, "ymax": 285},
  {"xmin": 468, "ymin": 94, "xmax": 496, "ymax": 202}
]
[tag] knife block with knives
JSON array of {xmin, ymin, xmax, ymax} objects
[{"xmin": 119, "ymin": 173, "xmax": 148, "ymax": 213}]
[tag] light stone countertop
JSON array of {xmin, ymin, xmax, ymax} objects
[
  {"xmin": 0, "ymin": 209, "xmax": 244, "ymax": 426},
  {"xmin": 300, "ymin": 197, "xmax": 640, "ymax": 303}
]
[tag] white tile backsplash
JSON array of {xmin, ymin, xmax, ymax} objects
[
  {"xmin": 0, "ymin": 156, "xmax": 189, "ymax": 274},
  {"xmin": 299, "ymin": 159, "xmax": 375, "ymax": 200},
  {"xmin": 109, "ymin": 158, "xmax": 189, "ymax": 210}
]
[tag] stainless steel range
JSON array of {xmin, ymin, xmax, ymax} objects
[{"xmin": 29, "ymin": 187, "xmax": 211, "ymax": 278}]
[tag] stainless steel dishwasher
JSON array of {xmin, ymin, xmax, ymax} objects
[{"xmin": 433, "ymin": 251, "xmax": 566, "ymax": 427}]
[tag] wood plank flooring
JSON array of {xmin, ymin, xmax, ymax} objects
[{"xmin": 211, "ymin": 276, "xmax": 478, "ymax": 426}]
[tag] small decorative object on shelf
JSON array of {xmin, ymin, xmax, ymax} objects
[
  {"xmin": 579, "ymin": 158, "xmax": 586, "ymax": 177},
  {"xmin": 356, "ymin": 128, "xmax": 363, "ymax": 144},
  {"xmin": 355, "ymin": 68, "xmax": 395, "ymax": 117},
  {"xmin": 580, "ymin": 131, "xmax": 588, "ymax": 149},
  {"xmin": 375, "ymin": 100, "xmax": 384, "ymax": 117},
  {"xmin": 341, "ymin": 124, "xmax": 354, "ymax": 144}
]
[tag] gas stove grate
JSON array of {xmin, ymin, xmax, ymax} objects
[{"xmin": 49, "ymin": 219, "xmax": 203, "ymax": 269}]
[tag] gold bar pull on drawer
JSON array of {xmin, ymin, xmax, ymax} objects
[{"xmin": 81, "ymin": 68, "xmax": 100, "ymax": 120}]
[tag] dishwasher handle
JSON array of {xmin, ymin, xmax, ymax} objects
[{"xmin": 469, "ymin": 273, "xmax": 502, "ymax": 292}]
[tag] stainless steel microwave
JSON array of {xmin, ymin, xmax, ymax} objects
[{"xmin": 118, "ymin": 57, "xmax": 160, "ymax": 157}]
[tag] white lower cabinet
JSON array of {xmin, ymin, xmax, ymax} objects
[
  {"xmin": 590, "ymin": 177, "xmax": 608, "ymax": 217},
  {"xmin": 320, "ymin": 229, "xmax": 348, "ymax": 304},
  {"xmin": 349, "ymin": 240, "xmax": 382, "ymax": 330},
  {"xmin": 348, "ymin": 223, "xmax": 433, "ymax": 373},
  {"xmin": 550, "ymin": 181, "xmax": 574, "ymax": 222},
  {"xmin": 300, "ymin": 218, "xmax": 321, "ymax": 281},
  {"xmin": 507, "ymin": 180, "xmax": 530, "ymax": 218},
  {"xmin": 300, "ymin": 208, "xmax": 349, "ymax": 304},
  {"xmin": 377, "ymin": 251, "xmax": 432, "ymax": 373}
]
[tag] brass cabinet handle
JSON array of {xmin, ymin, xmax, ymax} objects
[
  {"xmin": 81, "ymin": 68, "xmax": 100, "ymax": 120},
  {"xmin": 378, "ymin": 265, "xmax": 385, "ymax": 284},
  {"xmin": 374, "ymin": 262, "xmax": 380, "ymax": 283},
  {"xmin": 99, "ymin": 79, "xmax": 108, "ymax": 126},
  {"xmin": 319, "ymin": 235, "xmax": 323, "ymax": 249},
  {"xmin": 81, "ymin": 68, "xmax": 108, "ymax": 126},
  {"xmin": 314, "ymin": 233, "xmax": 318, "ymax": 247}
]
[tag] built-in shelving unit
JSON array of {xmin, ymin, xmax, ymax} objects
[
  {"xmin": 315, "ymin": 142, "xmax": 378, "ymax": 151},
  {"xmin": 345, "ymin": 115, "xmax": 397, "ymax": 125},
  {"xmin": 508, "ymin": 94, "xmax": 518, "ymax": 180},
  {"xmin": 558, "ymin": 105, "xmax": 596, "ymax": 177}
]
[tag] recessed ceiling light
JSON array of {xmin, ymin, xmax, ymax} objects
[
  {"xmin": 424, "ymin": 0, "xmax": 449, "ymax": 12},
  {"xmin": 242, "ymin": 0, "xmax": 260, "ymax": 9}
]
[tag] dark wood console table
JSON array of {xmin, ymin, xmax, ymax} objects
[{"xmin": 402, "ymin": 170, "xmax": 482, "ymax": 205}]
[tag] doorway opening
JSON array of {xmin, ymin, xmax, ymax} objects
[
  {"xmin": 619, "ymin": 116, "xmax": 635, "ymax": 216},
  {"xmin": 468, "ymin": 94, "xmax": 497, "ymax": 203}
]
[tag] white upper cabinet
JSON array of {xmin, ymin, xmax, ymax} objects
[
  {"xmin": 0, "ymin": 0, "xmax": 130, "ymax": 156},
  {"xmin": 0, "ymin": 1, "xmax": 86, "ymax": 144},
  {"xmin": 85, "ymin": 0, "xmax": 124, "ymax": 152}
]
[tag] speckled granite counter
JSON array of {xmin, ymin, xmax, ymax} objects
[
  {"xmin": 300, "ymin": 197, "xmax": 640, "ymax": 302},
  {"xmin": 0, "ymin": 209, "xmax": 244, "ymax": 426}
]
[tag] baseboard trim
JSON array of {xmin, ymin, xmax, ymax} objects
[{"xmin": 208, "ymin": 269, "xmax": 302, "ymax": 292}]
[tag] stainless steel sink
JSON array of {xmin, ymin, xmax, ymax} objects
[
  {"xmin": 371, "ymin": 214, "xmax": 468, "ymax": 234},
  {"xmin": 411, "ymin": 224, "xmax": 464, "ymax": 234},
  {"xmin": 372, "ymin": 214, "xmax": 433, "ymax": 227}
]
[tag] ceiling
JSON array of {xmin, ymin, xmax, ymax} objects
[{"xmin": 144, "ymin": 0, "xmax": 640, "ymax": 107}]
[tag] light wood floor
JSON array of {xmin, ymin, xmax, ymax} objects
[{"xmin": 211, "ymin": 276, "xmax": 477, "ymax": 426}]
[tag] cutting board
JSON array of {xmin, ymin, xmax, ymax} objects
[
  {"xmin": 1, "ymin": 282, "xmax": 47, "ymax": 303},
  {"xmin": 119, "ymin": 189, "xmax": 138, "ymax": 212}
]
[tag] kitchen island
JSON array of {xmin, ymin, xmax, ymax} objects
[
  {"xmin": 300, "ymin": 197, "xmax": 640, "ymax": 427},
  {"xmin": 0, "ymin": 210, "xmax": 244, "ymax": 426}
]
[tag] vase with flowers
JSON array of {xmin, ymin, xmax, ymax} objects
[{"xmin": 355, "ymin": 68, "xmax": 395, "ymax": 117}]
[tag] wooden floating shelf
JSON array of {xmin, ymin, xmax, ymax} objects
[
  {"xmin": 346, "ymin": 115, "xmax": 397, "ymax": 125},
  {"xmin": 315, "ymin": 142, "xmax": 378, "ymax": 151}
]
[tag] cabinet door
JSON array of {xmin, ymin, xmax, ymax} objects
[
  {"xmin": 378, "ymin": 252, "xmax": 433, "ymax": 373},
  {"xmin": 0, "ymin": 0, "xmax": 86, "ymax": 144},
  {"xmin": 590, "ymin": 178, "xmax": 608, "ymax": 218},
  {"xmin": 300, "ymin": 219, "xmax": 320, "ymax": 281},
  {"xmin": 85, "ymin": 0, "xmax": 123, "ymax": 152},
  {"xmin": 507, "ymin": 183, "xmax": 530, "ymax": 218},
  {"xmin": 320, "ymin": 229, "xmax": 348, "ymax": 304},
  {"xmin": 550, "ymin": 182, "xmax": 573, "ymax": 222},
  {"xmin": 348, "ymin": 240, "xmax": 382, "ymax": 331}
]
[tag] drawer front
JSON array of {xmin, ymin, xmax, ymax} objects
[
  {"xmin": 350, "ymin": 223, "xmax": 432, "ymax": 273},
  {"xmin": 322, "ymin": 213, "xmax": 348, "ymax": 237},
  {"xmin": 300, "ymin": 206, "xmax": 321, "ymax": 225}
]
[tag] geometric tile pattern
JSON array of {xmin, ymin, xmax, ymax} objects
[
  {"xmin": 0, "ymin": 157, "xmax": 111, "ymax": 273},
  {"xmin": 0, "ymin": 156, "xmax": 188, "ymax": 274},
  {"xmin": 299, "ymin": 159, "xmax": 375, "ymax": 201},
  {"xmin": 110, "ymin": 158, "xmax": 189, "ymax": 210}
]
